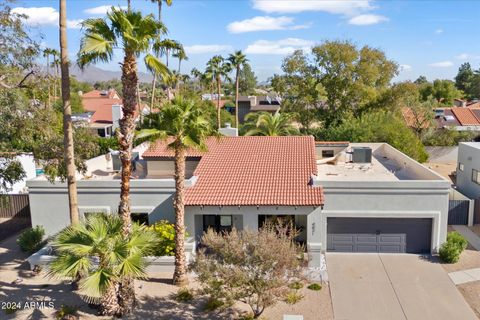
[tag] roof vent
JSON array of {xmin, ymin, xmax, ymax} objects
[{"xmin": 352, "ymin": 147, "xmax": 372, "ymax": 163}]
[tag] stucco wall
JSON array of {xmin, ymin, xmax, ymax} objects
[
  {"xmin": 457, "ymin": 143, "xmax": 480, "ymax": 199},
  {"xmin": 146, "ymin": 160, "xmax": 199, "ymax": 178}
]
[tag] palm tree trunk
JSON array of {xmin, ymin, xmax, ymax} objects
[
  {"xmin": 46, "ymin": 55, "xmax": 51, "ymax": 108},
  {"xmin": 59, "ymin": 0, "xmax": 79, "ymax": 225},
  {"xmin": 100, "ymin": 282, "xmax": 120, "ymax": 316},
  {"xmin": 173, "ymin": 145, "xmax": 188, "ymax": 286},
  {"xmin": 178, "ymin": 58, "xmax": 181, "ymax": 74},
  {"xmin": 150, "ymin": 74, "xmax": 157, "ymax": 110},
  {"xmin": 235, "ymin": 66, "xmax": 240, "ymax": 127},
  {"xmin": 117, "ymin": 49, "xmax": 138, "ymax": 315},
  {"xmin": 127, "ymin": 0, "xmax": 131, "ymax": 11},
  {"xmin": 216, "ymin": 77, "xmax": 221, "ymax": 129}
]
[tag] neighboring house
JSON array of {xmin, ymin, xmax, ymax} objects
[
  {"xmin": 456, "ymin": 142, "xmax": 480, "ymax": 200},
  {"xmin": 237, "ymin": 96, "xmax": 281, "ymax": 124},
  {"xmin": 27, "ymin": 137, "xmax": 449, "ymax": 265},
  {"xmin": 434, "ymin": 107, "xmax": 480, "ymax": 132},
  {"xmin": 75, "ymin": 89, "xmax": 147, "ymax": 137},
  {"xmin": 1, "ymin": 153, "xmax": 37, "ymax": 194}
]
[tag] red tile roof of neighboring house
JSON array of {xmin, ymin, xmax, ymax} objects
[
  {"xmin": 467, "ymin": 101, "xmax": 480, "ymax": 108},
  {"xmin": 451, "ymin": 108, "xmax": 480, "ymax": 126},
  {"xmin": 401, "ymin": 107, "xmax": 430, "ymax": 129},
  {"xmin": 81, "ymin": 90, "xmax": 143, "ymax": 123},
  {"xmin": 143, "ymin": 136, "xmax": 324, "ymax": 206}
]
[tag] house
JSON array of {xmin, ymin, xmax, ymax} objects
[
  {"xmin": 27, "ymin": 137, "xmax": 449, "ymax": 265},
  {"xmin": 237, "ymin": 96, "xmax": 281, "ymax": 124},
  {"xmin": 75, "ymin": 89, "xmax": 147, "ymax": 137},
  {"xmin": 456, "ymin": 142, "xmax": 480, "ymax": 200}
]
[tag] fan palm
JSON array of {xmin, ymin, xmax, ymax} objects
[
  {"xmin": 151, "ymin": 38, "xmax": 181, "ymax": 106},
  {"xmin": 172, "ymin": 47, "xmax": 188, "ymax": 73},
  {"xmin": 136, "ymin": 96, "xmax": 216, "ymax": 285},
  {"xmin": 205, "ymin": 55, "xmax": 231, "ymax": 129},
  {"xmin": 190, "ymin": 67, "xmax": 202, "ymax": 91},
  {"xmin": 78, "ymin": 7, "xmax": 169, "ymax": 314},
  {"xmin": 48, "ymin": 213, "xmax": 157, "ymax": 316},
  {"xmin": 228, "ymin": 50, "xmax": 248, "ymax": 127},
  {"xmin": 243, "ymin": 111, "xmax": 300, "ymax": 136},
  {"xmin": 149, "ymin": 0, "xmax": 173, "ymax": 21},
  {"xmin": 59, "ymin": 0, "xmax": 79, "ymax": 224}
]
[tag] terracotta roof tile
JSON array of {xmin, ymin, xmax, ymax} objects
[
  {"xmin": 81, "ymin": 90, "xmax": 142, "ymax": 123},
  {"xmin": 451, "ymin": 108, "xmax": 480, "ymax": 126}
]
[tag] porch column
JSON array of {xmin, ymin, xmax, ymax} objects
[{"xmin": 307, "ymin": 207, "xmax": 323, "ymax": 267}]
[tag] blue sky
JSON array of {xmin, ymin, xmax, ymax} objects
[{"xmin": 11, "ymin": 0, "xmax": 480, "ymax": 82}]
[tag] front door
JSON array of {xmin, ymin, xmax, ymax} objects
[{"xmin": 203, "ymin": 215, "xmax": 233, "ymax": 233}]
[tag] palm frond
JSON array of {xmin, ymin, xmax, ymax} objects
[
  {"xmin": 144, "ymin": 53, "xmax": 170, "ymax": 77},
  {"xmin": 80, "ymin": 268, "xmax": 116, "ymax": 299}
]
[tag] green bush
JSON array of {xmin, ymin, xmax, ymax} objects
[
  {"xmin": 175, "ymin": 287, "xmax": 194, "ymax": 302},
  {"xmin": 148, "ymin": 220, "xmax": 189, "ymax": 256},
  {"xmin": 55, "ymin": 304, "xmax": 78, "ymax": 320},
  {"xmin": 439, "ymin": 242, "xmax": 461, "ymax": 263},
  {"xmin": 288, "ymin": 281, "xmax": 304, "ymax": 290},
  {"xmin": 284, "ymin": 290, "xmax": 304, "ymax": 304},
  {"xmin": 17, "ymin": 226, "xmax": 45, "ymax": 254},
  {"xmin": 447, "ymin": 231, "xmax": 468, "ymax": 251},
  {"xmin": 204, "ymin": 297, "xmax": 224, "ymax": 311},
  {"xmin": 307, "ymin": 283, "xmax": 322, "ymax": 291}
]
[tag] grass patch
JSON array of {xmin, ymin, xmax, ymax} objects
[
  {"xmin": 175, "ymin": 287, "xmax": 194, "ymax": 303},
  {"xmin": 288, "ymin": 281, "xmax": 304, "ymax": 290},
  {"xmin": 54, "ymin": 304, "xmax": 78, "ymax": 320},
  {"xmin": 307, "ymin": 283, "xmax": 322, "ymax": 291},
  {"xmin": 204, "ymin": 297, "xmax": 224, "ymax": 312},
  {"xmin": 284, "ymin": 290, "xmax": 304, "ymax": 305}
]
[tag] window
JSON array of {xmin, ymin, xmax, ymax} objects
[
  {"xmin": 131, "ymin": 212, "xmax": 149, "ymax": 226},
  {"xmin": 472, "ymin": 169, "xmax": 480, "ymax": 185},
  {"xmin": 459, "ymin": 163, "xmax": 464, "ymax": 172},
  {"xmin": 203, "ymin": 215, "xmax": 232, "ymax": 233},
  {"xmin": 322, "ymin": 150, "xmax": 334, "ymax": 158}
]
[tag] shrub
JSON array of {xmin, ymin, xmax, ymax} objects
[
  {"xmin": 175, "ymin": 287, "xmax": 194, "ymax": 302},
  {"xmin": 439, "ymin": 242, "xmax": 461, "ymax": 263},
  {"xmin": 288, "ymin": 281, "xmax": 304, "ymax": 290},
  {"xmin": 55, "ymin": 304, "xmax": 78, "ymax": 320},
  {"xmin": 307, "ymin": 283, "xmax": 322, "ymax": 291},
  {"xmin": 192, "ymin": 222, "xmax": 303, "ymax": 318},
  {"xmin": 284, "ymin": 290, "xmax": 304, "ymax": 304},
  {"xmin": 148, "ymin": 221, "xmax": 188, "ymax": 256},
  {"xmin": 447, "ymin": 231, "xmax": 468, "ymax": 252},
  {"xmin": 17, "ymin": 226, "xmax": 45, "ymax": 254},
  {"xmin": 204, "ymin": 297, "xmax": 224, "ymax": 312},
  {"xmin": 440, "ymin": 231, "xmax": 468, "ymax": 263},
  {"xmin": 4, "ymin": 306, "xmax": 17, "ymax": 315}
]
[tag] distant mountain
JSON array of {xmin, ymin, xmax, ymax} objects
[{"xmin": 70, "ymin": 65, "xmax": 153, "ymax": 83}]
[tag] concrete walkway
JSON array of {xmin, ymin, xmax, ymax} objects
[
  {"xmin": 449, "ymin": 267, "xmax": 480, "ymax": 285},
  {"xmin": 452, "ymin": 225, "xmax": 480, "ymax": 251}
]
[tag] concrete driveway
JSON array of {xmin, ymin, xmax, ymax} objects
[{"xmin": 327, "ymin": 253, "xmax": 477, "ymax": 320}]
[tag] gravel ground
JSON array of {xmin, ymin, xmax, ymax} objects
[
  {"xmin": 458, "ymin": 281, "xmax": 480, "ymax": 319},
  {"xmin": 0, "ymin": 232, "xmax": 333, "ymax": 320},
  {"xmin": 441, "ymin": 247, "xmax": 480, "ymax": 273}
]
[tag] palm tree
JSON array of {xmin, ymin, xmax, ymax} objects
[
  {"xmin": 172, "ymin": 47, "xmax": 188, "ymax": 73},
  {"xmin": 228, "ymin": 51, "xmax": 248, "ymax": 127},
  {"xmin": 149, "ymin": 0, "xmax": 173, "ymax": 21},
  {"xmin": 205, "ymin": 55, "xmax": 231, "ymax": 129},
  {"xmin": 150, "ymin": 38, "xmax": 181, "ymax": 106},
  {"xmin": 49, "ymin": 214, "xmax": 157, "ymax": 316},
  {"xmin": 243, "ymin": 111, "xmax": 299, "ymax": 136},
  {"xmin": 78, "ymin": 8, "xmax": 169, "ymax": 314},
  {"xmin": 59, "ymin": 0, "xmax": 79, "ymax": 225},
  {"xmin": 190, "ymin": 67, "xmax": 202, "ymax": 91},
  {"xmin": 50, "ymin": 49, "xmax": 60, "ymax": 99},
  {"xmin": 136, "ymin": 96, "xmax": 216, "ymax": 285},
  {"xmin": 43, "ymin": 48, "xmax": 54, "ymax": 107}
]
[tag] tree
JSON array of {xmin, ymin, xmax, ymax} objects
[
  {"xmin": 192, "ymin": 223, "xmax": 302, "ymax": 318},
  {"xmin": 414, "ymin": 75, "xmax": 428, "ymax": 85},
  {"xmin": 419, "ymin": 79, "xmax": 463, "ymax": 105},
  {"xmin": 243, "ymin": 111, "xmax": 299, "ymax": 136},
  {"xmin": 78, "ymin": 7, "xmax": 169, "ymax": 314},
  {"xmin": 205, "ymin": 55, "xmax": 231, "ymax": 129},
  {"xmin": 238, "ymin": 62, "xmax": 257, "ymax": 95},
  {"xmin": 228, "ymin": 51, "xmax": 248, "ymax": 128},
  {"xmin": 0, "ymin": 157, "xmax": 25, "ymax": 194},
  {"xmin": 48, "ymin": 213, "xmax": 157, "ymax": 316},
  {"xmin": 59, "ymin": 0, "xmax": 79, "ymax": 224},
  {"xmin": 137, "ymin": 96, "xmax": 216, "ymax": 285},
  {"xmin": 172, "ymin": 47, "xmax": 187, "ymax": 73},
  {"xmin": 455, "ymin": 63, "xmax": 475, "ymax": 96},
  {"xmin": 149, "ymin": 0, "xmax": 172, "ymax": 21},
  {"xmin": 151, "ymin": 38, "xmax": 180, "ymax": 104},
  {"xmin": 311, "ymin": 41, "xmax": 398, "ymax": 126}
]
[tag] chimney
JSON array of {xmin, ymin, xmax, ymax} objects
[
  {"xmin": 219, "ymin": 123, "xmax": 238, "ymax": 136},
  {"xmin": 112, "ymin": 104, "xmax": 123, "ymax": 131}
]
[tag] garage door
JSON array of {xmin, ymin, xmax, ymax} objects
[{"xmin": 327, "ymin": 218, "xmax": 432, "ymax": 253}]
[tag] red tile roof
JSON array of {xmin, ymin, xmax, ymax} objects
[
  {"xmin": 451, "ymin": 108, "xmax": 480, "ymax": 126},
  {"xmin": 81, "ymin": 90, "xmax": 143, "ymax": 123},
  {"xmin": 401, "ymin": 107, "xmax": 430, "ymax": 128},
  {"xmin": 143, "ymin": 136, "xmax": 324, "ymax": 205}
]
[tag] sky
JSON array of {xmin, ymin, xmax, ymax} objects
[{"xmin": 10, "ymin": 0, "xmax": 480, "ymax": 83}]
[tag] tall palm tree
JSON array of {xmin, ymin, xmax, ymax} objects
[
  {"xmin": 228, "ymin": 50, "xmax": 248, "ymax": 127},
  {"xmin": 149, "ymin": 0, "xmax": 173, "ymax": 21},
  {"xmin": 49, "ymin": 214, "xmax": 157, "ymax": 316},
  {"xmin": 78, "ymin": 8, "xmax": 169, "ymax": 314},
  {"xmin": 243, "ymin": 111, "xmax": 299, "ymax": 136},
  {"xmin": 50, "ymin": 49, "xmax": 60, "ymax": 99},
  {"xmin": 190, "ymin": 67, "xmax": 202, "ymax": 91},
  {"xmin": 136, "ymin": 96, "xmax": 216, "ymax": 285},
  {"xmin": 43, "ymin": 48, "xmax": 54, "ymax": 107},
  {"xmin": 172, "ymin": 47, "xmax": 188, "ymax": 73},
  {"xmin": 150, "ymin": 38, "xmax": 180, "ymax": 106},
  {"xmin": 59, "ymin": 0, "xmax": 79, "ymax": 225},
  {"xmin": 205, "ymin": 55, "xmax": 231, "ymax": 129}
]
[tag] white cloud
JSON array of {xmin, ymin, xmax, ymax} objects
[
  {"xmin": 455, "ymin": 53, "xmax": 480, "ymax": 60},
  {"xmin": 348, "ymin": 14, "xmax": 388, "ymax": 25},
  {"xmin": 428, "ymin": 61, "xmax": 454, "ymax": 68},
  {"xmin": 252, "ymin": 0, "xmax": 373, "ymax": 15},
  {"xmin": 83, "ymin": 5, "xmax": 127, "ymax": 15},
  {"xmin": 12, "ymin": 7, "xmax": 83, "ymax": 29},
  {"xmin": 245, "ymin": 38, "xmax": 314, "ymax": 55},
  {"xmin": 227, "ymin": 16, "xmax": 309, "ymax": 33},
  {"xmin": 399, "ymin": 64, "xmax": 412, "ymax": 72},
  {"xmin": 435, "ymin": 29, "xmax": 444, "ymax": 34},
  {"xmin": 184, "ymin": 45, "xmax": 233, "ymax": 54}
]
